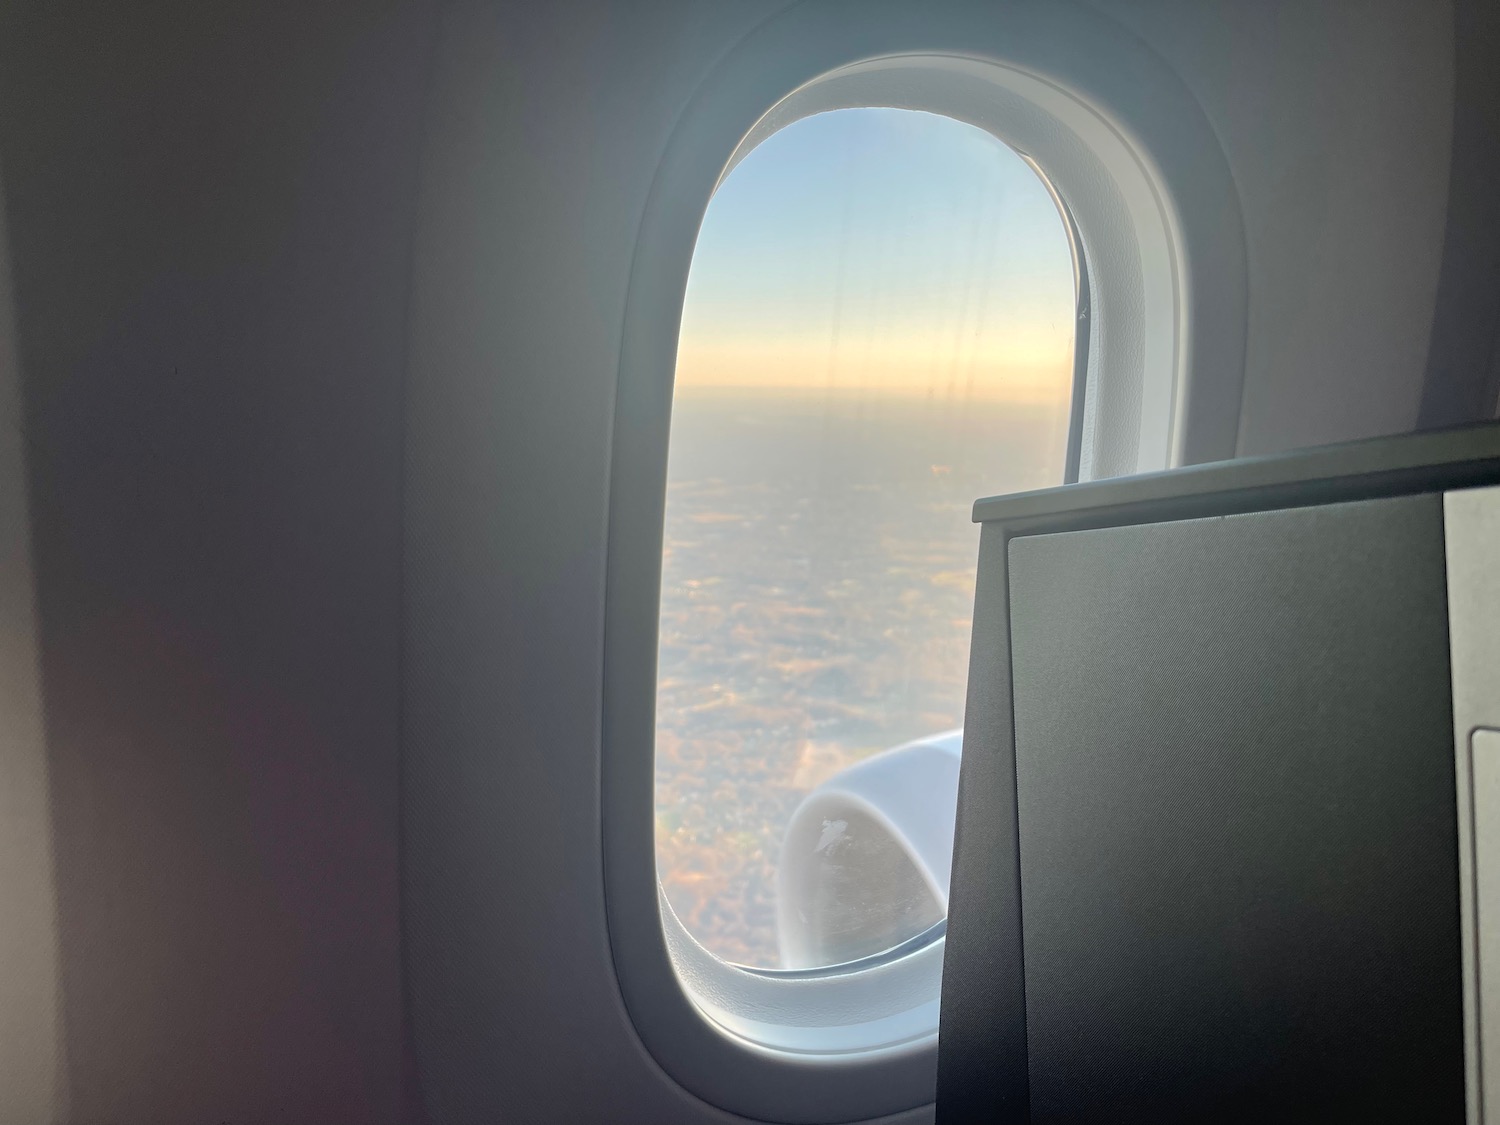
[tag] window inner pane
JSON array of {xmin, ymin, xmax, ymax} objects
[{"xmin": 655, "ymin": 108, "xmax": 1074, "ymax": 969}]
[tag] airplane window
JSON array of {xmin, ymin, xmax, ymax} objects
[{"xmin": 655, "ymin": 108, "xmax": 1076, "ymax": 970}]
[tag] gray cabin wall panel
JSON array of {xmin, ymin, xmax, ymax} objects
[{"xmin": 0, "ymin": 3, "xmax": 437, "ymax": 1121}]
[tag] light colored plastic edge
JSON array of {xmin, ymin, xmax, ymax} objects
[
  {"xmin": 602, "ymin": 2, "xmax": 1247, "ymax": 1121},
  {"xmin": 661, "ymin": 891, "xmax": 946, "ymax": 1059},
  {"xmin": 1471, "ymin": 730, "xmax": 1499, "ymax": 1125},
  {"xmin": 1444, "ymin": 485, "xmax": 1500, "ymax": 1125}
]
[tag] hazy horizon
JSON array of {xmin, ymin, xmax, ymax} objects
[{"xmin": 675, "ymin": 107, "xmax": 1076, "ymax": 403}]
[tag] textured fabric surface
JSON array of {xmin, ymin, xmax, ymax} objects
[{"xmin": 1009, "ymin": 496, "xmax": 1463, "ymax": 1123}]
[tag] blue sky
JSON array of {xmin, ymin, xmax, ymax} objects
[{"xmin": 676, "ymin": 108, "xmax": 1077, "ymax": 402}]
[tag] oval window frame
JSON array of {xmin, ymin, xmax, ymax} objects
[{"xmin": 602, "ymin": 3, "xmax": 1246, "ymax": 1122}]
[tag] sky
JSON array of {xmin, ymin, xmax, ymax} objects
[{"xmin": 675, "ymin": 108, "xmax": 1078, "ymax": 404}]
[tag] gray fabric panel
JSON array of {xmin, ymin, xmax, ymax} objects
[{"xmin": 1009, "ymin": 495, "xmax": 1463, "ymax": 1123}]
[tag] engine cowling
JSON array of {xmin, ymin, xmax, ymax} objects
[{"xmin": 775, "ymin": 730, "xmax": 962, "ymax": 969}]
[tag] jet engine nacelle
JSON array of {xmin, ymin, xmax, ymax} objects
[{"xmin": 776, "ymin": 731, "xmax": 962, "ymax": 969}]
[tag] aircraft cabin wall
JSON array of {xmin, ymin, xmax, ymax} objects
[
  {"xmin": 0, "ymin": 1, "xmax": 1495, "ymax": 1123},
  {"xmin": 0, "ymin": 3, "xmax": 435, "ymax": 1123}
]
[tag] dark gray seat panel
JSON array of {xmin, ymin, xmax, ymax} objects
[{"xmin": 1009, "ymin": 496, "xmax": 1464, "ymax": 1124}]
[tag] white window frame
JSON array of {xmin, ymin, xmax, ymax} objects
[{"xmin": 602, "ymin": 3, "xmax": 1247, "ymax": 1122}]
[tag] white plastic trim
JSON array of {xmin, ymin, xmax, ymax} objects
[
  {"xmin": 662, "ymin": 891, "xmax": 946, "ymax": 1057},
  {"xmin": 603, "ymin": 3, "xmax": 1247, "ymax": 1122}
]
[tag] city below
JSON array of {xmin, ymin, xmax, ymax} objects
[{"xmin": 654, "ymin": 385, "xmax": 1066, "ymax": 966}]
